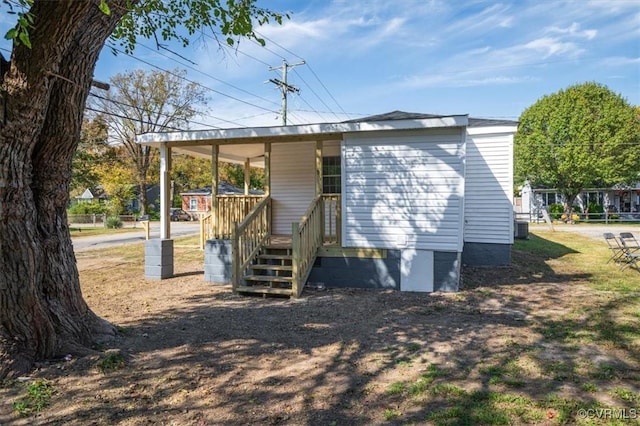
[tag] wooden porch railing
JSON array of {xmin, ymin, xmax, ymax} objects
[
  {"xmin": 291, "ymin": 194, "xmax": 323, "ymax": 298},
  {"xmin": 322, "ymin": 194, "xmax": 341, "ymax": 245},
  {"xmin": 231, "ymin": 196, "xmax": 272, "ymax": 291},
  {"xmin": 199, "ymin": 195, "xmax": 263, "ymax": 249}
]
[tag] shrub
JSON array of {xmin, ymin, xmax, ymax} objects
[
  {"xmin": 587, "ymin": 203, "xmax": 604, "ymax": 214},
  {"xmin": 548, "ymin": 203, "xmax": 564, "ymax": 220},
  {"xmin": 67, "ymin": 200, "xmax": 107, "ymax": 215},
  {"xmin": 105, "ymin": 216, "xmax": 123, "ymax": 229}
]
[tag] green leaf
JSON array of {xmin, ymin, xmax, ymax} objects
[
  {"xmin": 4, "ymin": 28, "xmax": 17, "ymax": 40},
  {"xmin": 99, "ymin": 0, "xmax": 111, "ymax": 16},
  {"xmin": 18, "ymin": 31, "xmax": 31, "ymax": 48}
]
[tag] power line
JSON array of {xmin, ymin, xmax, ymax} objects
[
  {"xmin": 136, "ymin": 42, "xmax": 281, "ymax": 110},
  {"xmin": 292, "ymin": 69, "xmax": 339, "ymax": 121},
  {"xmin": 85, "ymin": 106, "xmax": 185, "ymax": 131},
  {"xmin": 255, "ymin": 30, "xmax": 347, "ymax": 119},
  {"xmin": 255, "ymin": 30, "xmax": 304, "ymax": 62},
  {"xmin": 222, "ymin": 29, "xmax": 340, "ymax": 123},
  {"xmin": 305, "ymin": 63, "xmax": 350, "ymax": 120},
  {"xmin": 89, "ymin": 92, "xmax": 222, "ymax": 130},
  {"xmin": 107, "ymin": 44, "xmax": 278, "ymax": 127},
  {"xmin": 292, "ymin": 92, "xmax": 325, "ymax": 122}
]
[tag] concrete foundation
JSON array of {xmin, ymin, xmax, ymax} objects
[
  {"xmin": 145, "ymin": 239, "xmax": 174, "ymax": 280},
  {"xmin": 204, "ymin": 239, "xmax": 233, "ymax": 284},
  {"xmin": 434, "ymin": 252, "xmax": 460, "ymax": 291},
  {"xmin": 462, "ymin": 242, "xmax": 511, "ymax": 267},
  {"xmin": 309, "ymin": 249, "xmax": 461, "ymax": 292},
  {"xmin": 308, "ymin": 250, "xmax": 401, "ymax": 290}
]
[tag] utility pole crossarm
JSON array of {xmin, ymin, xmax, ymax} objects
[{"xmin": 268, "ymin": 59, "xmax": 305, "ymax": 125}]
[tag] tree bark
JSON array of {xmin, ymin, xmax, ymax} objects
[{"xmin": 0, "ymin": 0, "xmax": 129, "ymax": 379}]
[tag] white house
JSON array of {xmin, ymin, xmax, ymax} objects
[
  {"xmin": 519, "ymin": 181, "xmax": 640, "ymax": 220},
  {"xmin": 137, "ymin": 111, "xmax": 517, "ymax": 296}
]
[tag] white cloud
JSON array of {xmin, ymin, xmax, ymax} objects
[
  {"xmin": 443, "ymin": 3, "xmax": 515, "ymax": 36},
  {"xmin": 400, "ymin": 71, "xmax": 536, "ymax": 89},
  {"xmin": 546, "ymin": 22, "xmax": 597, "ymax": 40},
  {"xmin": 522, "ymin": 37, "xmax": 583, "ymax": 58},
  {"xmin": 600, "ymin": 56, "xmax": 640, "ymax": 67}
]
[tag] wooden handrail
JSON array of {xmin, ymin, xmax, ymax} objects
[
  {"xmin": 199, "ymin": 213, "xmax": 213, "ymax": 250},
  {"xmin": 291, "ymin": 194, "xmax": 323, "ymax": 297},
  {"xmin": 321, "ymin": 194, "xmax": 341, "ymax": 246},
  {"xmin": 231, "ymin": 195, "xmax": 272, "ymax": 291},
  {"xmin": 198, "ymin": 195, "xmax": 264, "ymax": 249}
]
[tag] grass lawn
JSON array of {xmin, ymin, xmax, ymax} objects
[{"xmin": 69, "ymin": 226, "xmax": 141, "ymax": 238}]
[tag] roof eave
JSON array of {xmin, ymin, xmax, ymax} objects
[{"xmin": 136, "ymin": 115, "xmax": 469, "ymax": 147}]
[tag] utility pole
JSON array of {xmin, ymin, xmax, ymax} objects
[{"xmin": 268, "ymin": 59, "xmax": 305, "ymax": 125}]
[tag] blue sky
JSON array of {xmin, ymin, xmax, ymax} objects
[{"xmin": 2, "ymin": 0, "xmax": 639, "ymax": 128}]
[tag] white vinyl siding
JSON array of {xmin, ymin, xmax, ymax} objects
[
  {"xmin": 342, "ymin": 129, "xmax": 466, "ymax": 251},
  {"xmin": 464, "ymin": 129, "xmax": 514, "ymax": 244},
  {"xmin": 271, "ymin": 141, "xmax": 316, "ymax": 235}
]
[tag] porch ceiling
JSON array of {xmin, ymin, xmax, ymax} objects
[{"xmin": 173, "ymin": 143, "xmax": 267, "ymax": 167}]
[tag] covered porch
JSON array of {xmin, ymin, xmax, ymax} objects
[{"xmin": 139, "ymin": 128, "xmax": 345, "ymax": 298}]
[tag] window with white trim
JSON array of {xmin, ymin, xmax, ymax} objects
[{"xmin": 322, "ymin": 156, "xmax": 341, "ymax": 194}]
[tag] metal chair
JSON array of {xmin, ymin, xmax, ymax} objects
[
  {"xmin": 619, "ymin": 232, "xmax": 640, "ymax": 253},
  {"xmin": 603, "ymin": 233, "xmax": 625, "ymax": 265},
  {"xmin": 618, "ymin": 233, "xmax": 640, "ymax": 271}
]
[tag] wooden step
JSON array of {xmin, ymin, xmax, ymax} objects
[
  {"xmin": 257, "ymin": 253, "xmax": 292, "ymax": 261},
  {"xmin": 250, "ymin": 264, "xmax": 293, "ymax": 272},
  {"xmin": 264, "ymin": 244, "xmax": 292, "ymax": 250},
  {"xmin": 236, "ymin": 285, "xmax": 293, "ymax": 296},
  {"xmin": 244, "ymin": 274, "xmax": 293, "ymax": 283}
]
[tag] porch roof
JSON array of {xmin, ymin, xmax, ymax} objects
[{"xmin": 136, "ymin": 113, "xmax": 469, "ymax": 167}]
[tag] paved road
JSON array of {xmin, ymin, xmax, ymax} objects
[
  {"xmin": 72, "ymin": 222, "xmax": 200, "ymax": 252},
  {"xmin": 529, "ymin": 222, "xmax": 640, "ymax": 240}
]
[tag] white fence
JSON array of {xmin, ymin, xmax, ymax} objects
[
  {"xmin": 68, "ymin": 214, "xmax": 139, "ymax": 227},
  {"xmin": 515, "ymin": 211, "xmax": 640, "ymax": 224}
]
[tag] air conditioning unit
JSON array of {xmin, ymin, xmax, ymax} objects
[{"xmin": 514, "ymin": 221, "xmax": 529, "ymax": 239}]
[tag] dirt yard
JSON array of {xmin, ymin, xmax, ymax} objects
[{"xmin": 0, "ymin": 232, "xmax": 638, "ymax": 425}]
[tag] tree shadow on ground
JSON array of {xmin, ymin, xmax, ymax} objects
[
  {"xmin": 3, "ymin": 235, "xmax": 637, "ymax": 425},
  {"xmin": 462, "ymin": 234, "xmax": 586, "ymax": 290},
  {"xmin": 16, "ymin": 278, "xmax": 636, "ymax": 425}
]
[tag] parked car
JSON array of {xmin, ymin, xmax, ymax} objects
[{"xmin": 170, "ymin": 208, "xmax": 192, "ymax": 221}]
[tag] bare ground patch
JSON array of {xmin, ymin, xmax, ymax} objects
[{"xmin": 1, "ymin": 236, "xmax": 639, "ymax": 425}]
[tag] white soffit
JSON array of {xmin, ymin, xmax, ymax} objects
[{"xmin": 136, "ymin": 115, "xmax": 469, "ymax": 147}]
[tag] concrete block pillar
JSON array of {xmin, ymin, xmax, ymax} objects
[
  {"xmin": 145, "ymin": 239, "xmax": 174, "ymax": 279},
  {"xmin": 204, "ymin": 239, "xmax": 232, "ymax": 284}
]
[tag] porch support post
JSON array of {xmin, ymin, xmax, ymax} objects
[
  {"xmin": 244, "ymin": 158, "xmax": 251, "ymax": 195},
  {"xmin": 212, "ymin": 144, "xmax": 219, "ymax": 234},
  {"xmin": 315, "ymin": 140, "xmax": 323, "ymax": 196},
  {"xmin": 160, "ymin": 143, "xmax": 172, "ymax": 239},
  {"xmin": 264, "ymin": 142, "xmax": 271, "ymax": 196},
  {"xmin": 145, "ymin": 143, "xmax": 173, "ymax": 280},
  {"xmin": 316, "ymin": 140, "xmax": 324, "ymax": 240}
]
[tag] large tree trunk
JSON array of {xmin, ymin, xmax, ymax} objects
[
  {"xmin": 562, "ymin": 193, "xmax": 578, "ymax": 222},
  {"xmin": 0, "ymin": 0, "xmax": 129, "ymax": 379},
  {"xmin": 136, "ymin": 146, "xmax": 152, "ymax": 215}
]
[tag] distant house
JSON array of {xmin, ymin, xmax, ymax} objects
[
  {"xmin": 180, "ymin": 182, "xmax": 264, "ymax": 219},
  {"xmin": 75, "ymin": 188, "xmax": 95, "ymax": 203},
  {"xmin": 128, "ymin": 184, "xmax": 161, "ymax": 213},
  {"xmin": 519, "ymin": 181, "xmax": 640, "ymax": 219}
]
